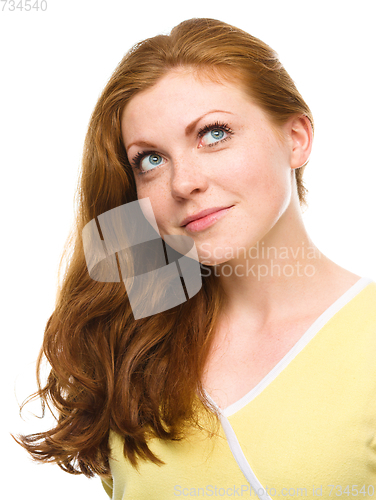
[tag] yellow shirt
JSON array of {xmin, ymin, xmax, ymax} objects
[{"xmin": 102, "ymin": 277, "xmax": 376, "ymax": 499}]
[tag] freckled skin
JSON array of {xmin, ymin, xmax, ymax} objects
[
  {"xmin": 121, "ymin": 70, "xmax": 303, "ymax": 267},
  {"xmin": 121, "ymin": 70, "xmax": 361, "ymax": 410}
]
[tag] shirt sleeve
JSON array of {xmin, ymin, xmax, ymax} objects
[{"xmin": 101, "ymin": 477, "xmax": 113, "ymax": 498}]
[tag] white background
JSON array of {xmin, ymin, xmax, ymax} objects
[{"xmin": 1, "ymin": 1, "xmax": 375, "ymax": 498}]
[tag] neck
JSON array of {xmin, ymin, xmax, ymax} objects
[{"xmin": 213, "ymin": 200, "xmax": 358, "ymax": 328}]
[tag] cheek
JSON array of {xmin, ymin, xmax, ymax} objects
[
  {"xmin": 244, "ymin": 138, "xmax": 290, "ymax": 184},
  {"xmin": 135, "ymin": 178, "xmax": 161, "ymax": 208},
  {"xmin": 223, "ymin": 148, "xmax": 278, "ymax": 194},
  {"xmin": 137, "ymin": 188, "xmax": 172, "ymax": 230},
  {"xmin": 234, "ymin": 146, "xmax": 292, "ymax": 217}
]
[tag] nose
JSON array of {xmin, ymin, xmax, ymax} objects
[{"xmin": 170, "ymin": 153, "xmax": 209, "ymax": 200}]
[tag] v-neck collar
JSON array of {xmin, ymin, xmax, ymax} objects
[{"xmin": 206, "ymin": 276, "xmax": 373, "ymax": 418}]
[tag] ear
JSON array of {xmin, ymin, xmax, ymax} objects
[{"xmin": 284, "ymin": 115, "xmax": 313, "ymax": 170}]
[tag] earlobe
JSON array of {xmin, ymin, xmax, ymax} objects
[{"xmin": 289, "ymin": 115, "xmax": 313, "ymax": 170}]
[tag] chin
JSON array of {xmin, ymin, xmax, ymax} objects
[{"xmin": 197, "ymin": 251, "xmax": 232, "ymax": 268}]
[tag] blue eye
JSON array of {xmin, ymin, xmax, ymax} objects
[
  {"xmin": 130, "ymin": 121, "xmax": 234, "ymax": 175},
  {"xmin": 197, "ymin": 121, "xmax": 233, "ymax": 147},
  {"xmin": 203, "ymin": 129, "xmax": 225, "ymax": 144},
  {"xmin": 131, "ymin": 152, "xmax": 166, "ymax": 174},
  {"xmin": 140, "ymin": 153, "xmax": 164, "ymax": 172}
]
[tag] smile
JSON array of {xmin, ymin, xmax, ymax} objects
[{"xmin": 184, "ymin": 206, "xmax": 234, "ymax": 232}]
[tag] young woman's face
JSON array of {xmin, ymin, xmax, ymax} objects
[{"xmin": 121, "ymin": 70, "xmax": 297, "ymax": 266}]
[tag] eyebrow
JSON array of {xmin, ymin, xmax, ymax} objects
[{"xmin": 126, "ymin": 109, "xmax": 234, "ymax": 153}]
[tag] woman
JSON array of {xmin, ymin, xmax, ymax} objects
[{"xmin": 17, "ymin": 18, "xmax": 376, "ymax": 499}]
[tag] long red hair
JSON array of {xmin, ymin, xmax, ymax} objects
[{"xmin": 15, "ymin": 17, "xmax": 314, "ymax": 477}]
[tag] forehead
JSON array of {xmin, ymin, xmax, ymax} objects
[
  {"xmin": 126, "ymin": 66, "xmax": 246, "ymax": 104},
  {"xmin": 121, "ymin": 70, "xmax": 256, "ymax": 138}
]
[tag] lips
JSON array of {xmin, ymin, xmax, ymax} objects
[{"xmin": 180, "ymin": 206, "xmax": 234, "ymax": 227}]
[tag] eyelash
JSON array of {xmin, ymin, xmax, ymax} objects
[{"xmin": 130, "ymin": 121, "xmax": 234, "ymax": 175}]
